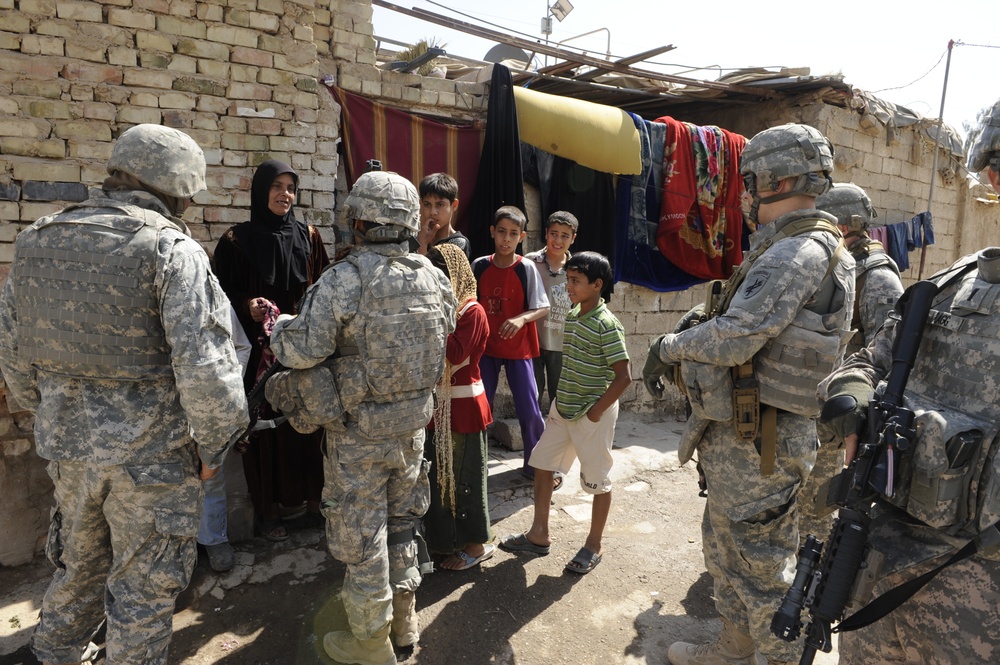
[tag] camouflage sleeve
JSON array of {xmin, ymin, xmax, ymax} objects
[
  {"xmin": 659, "ymin": 236, "xmax": 829, "ymax": 367},
  {"xmin": 159, "ymin": 237, "xmax": 249, "ymax": 468},
  {"xmin": 858, "ymin": 264, "xmax": 904, "ymax": 346},
  {"xmin": 0, "ymin": 275, "xmax": 40, "ymax": 412},
  {"xmin": 269, "ymin": 262, "xmax": 362, "ymax": 368}
]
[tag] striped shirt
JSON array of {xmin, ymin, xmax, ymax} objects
[{"xmin": 555, "ymin": 300, "xmax": 629, "ymax": 420}]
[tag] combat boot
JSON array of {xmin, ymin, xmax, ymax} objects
[
  {"xmin": 323, "ymin": 623, "xmax": 396, "ymax": 665},
  {"xmin": 390, "ymin": 590, "xmax": 419, "ymax": 647},
  {"xmin": 667, "ymin": 618, "xmax": 755, "ymax": 665}
]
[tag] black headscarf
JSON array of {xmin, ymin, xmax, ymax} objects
[{"xmin": 233, "ymin": 160, "xmax": 310, "ymax": 290}]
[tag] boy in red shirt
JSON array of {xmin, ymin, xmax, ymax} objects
[{"xmin": 472, "ymin": 206, "xmax": 550, "ymax": 478}]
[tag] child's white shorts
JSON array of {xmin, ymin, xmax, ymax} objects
[{"xmin": 528, "ymin": 400, "xmax": 618, "ymax": 494}]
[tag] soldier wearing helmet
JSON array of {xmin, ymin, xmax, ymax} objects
[
  {"xmin": 797, "ymin": 183, "xmax": 905, "ymax": 551},
  {"xmin": 643, "ymin": 124, "xmax": 856, "ymax": 665},
  {"xmin": 0, "ymin": 124, "xmax": 248, "ymax": 665},
  {"xmin": 817, "ymin": 102, "xmax": 1000, "ymax": 665},
  {"xmin": 264, "ymin": 170, "xmax": 456, "ymax": 664}
]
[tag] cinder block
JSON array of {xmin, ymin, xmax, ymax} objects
[
  {"xmin": 176, "ymin": 38, "xmax": 229, "ymax": 61},
  {"xmin": 67, "ymin": 140, "xmax": 113, "ymax": 161},
  {"xmin": 0, "ymin": 119, "xmax": 47, "ymax": 139},
  {"xmin": 158, "ymin": 92, "xmax": 196, "ymax": 110},
  {"xmin": 232, "ymin": 46, "xmax": 273, "ymax": 68},
  {"xmin": 248, "ymin": 11, "xmax": 279, "ymax": 34},
  {"xmin": 117, "ymin": 106, "xmax": 162, "ymax": 125},
  {"xmin": 206, "ymin": 24, "xmax": 259, "ymax": 49},
  {"xmin": 166, "ymin": 54, "xmax": 198, "ymax": 74},
  {"xmin": 62, "ymin": 62, "xmax": 123, "ymax": 85},
  {"xmin": 196, "ymin": 60, "xmax": 230, "ymax": 80},
  {"xmin": 227, "ymin": 81, "xmax": 271, "ymax": 101},
  {"xmin": 156, "ymin": 15, "xmax": 207, "ymax": 39},
  {"xmin": 0, "ymin": 182, "xmax": 22, "ymax": 201},
  {"xmin": 172, "ymin": 76, "xmax": 226, "ymax": 98},
  {"xmin": 56, "ymin": 1, "xmax": 102, "ymax": 22},
  {"xmin": 21, "ymin": 34, "xmax": 65, "ymax": 56},
  {"xmin": 0, "ymin": 138, "xmax": 65, "ymax": 158},
  {"xmin": 22, "ymin": 181, "xmax": 88, "ymax": 202},
  {"xmin": 269, "ymin": 136, "xmax": 316, "ymax": 153},
  {"xmin": 107, "ymin": 8, "xmax": 156, "ymax": 30},
  {"xmin": 123, "ymin": 69, "xmax": 173, "ymax": 90},
  {"xmin": 107, "ymin": 46, "xmax": 138, "ymax": 67},
  {"xmin": 137, "ymin": 30, "xmax": 175, "ymax": 53},
  {"xmin": 52, "ymin": 120, "xmax": 112, "ymax": 141},
  {"xmin": 230, "ymin": 64, "xmax": 259, "ymax": 83}
]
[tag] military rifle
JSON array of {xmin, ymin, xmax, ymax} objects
[
  {"xmin": 770, "ymin": 279, "xmax": 938, "ymax": 665},
  {"xmin": 227, "ymin": 360, "xmax": 287, "ymax": 451}
]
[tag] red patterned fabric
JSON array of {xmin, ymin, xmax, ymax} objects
[
  {"xmin": 655, "ymin": 116, "xmax": 747, "ymax": 279},
  {"xmin": 329, "ymin": 85, "xmax": 484, "ymax": 233}
]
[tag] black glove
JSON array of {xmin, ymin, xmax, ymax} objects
[
  {"xmin": 820, "ymin": 376, "xmax": 872, "ymax": 441},
  {"xmin": 674, "ymin": 305, "xmax": 706, "ymax": 334},
  {"xmin": 642, "ymin": 335, "xmax": 673, "ymax": 400}
]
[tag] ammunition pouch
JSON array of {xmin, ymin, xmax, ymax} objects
[
  {"xmin": 678, "ymin": 360, "xmax": 732, "ymax": 421},
  {"xmin": 264, "ymin": 359, "xmax": 344, "ymax": 434}
]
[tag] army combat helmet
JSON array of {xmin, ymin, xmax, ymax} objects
[
  {"xmin": 343, "ymin": 171, "xmax": 420, "ymax": 243},
  {"xmin": 740, "ymin": 123, "xmax": 834, "ymax": 223},
  {"xmin": 816, "ymin": 182, "xmax": 879, "ymax": 239},
  {"xmin": 107, "ymin": 124, "xmax": 207, "ymax": 198},
  {"xmin": 968, "ymin": 99, "xmax": 1000, "ymax": 173}
]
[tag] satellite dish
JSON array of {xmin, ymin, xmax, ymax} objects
[{"xmin": 483, "ymin": 43, "xmax": 531, "ymax": 65}]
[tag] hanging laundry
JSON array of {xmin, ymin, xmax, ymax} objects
[
  {"xmin": 885, "ymin": 221, "xmax": 911, "ymax": 271},
  {"xmin": 467, "ymin": 64, "xmax": 526, "ymax": 259},
  {"xmin": 909, "ymin": 211, "xmax": 934, "ymax": 247},
  {"xmin": 329, "ymin": 85, "xmax": 484, "ymax": 233},
  {"xmin": 655, "ymin": 116, "xmax": 747, "ymax": 280},
  {"xmin": 614, "ymin": 113, "xmax": 707, "ymax": 292}
]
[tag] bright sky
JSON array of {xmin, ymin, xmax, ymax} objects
[{"xmin": 373, "ymin": 0, "xmax": 1000, "ymax": 143}]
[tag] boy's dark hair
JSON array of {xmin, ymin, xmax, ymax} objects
[
  {"xmin": 493, "ymin": 205, "xmax": 527, "ymax": 231},
  {"xmin": 565, "ymin": 251, "xmax": 612, "ymax": 287},
  {"xmin": 419, "ymin": 172, "xmax": 459, "ymax": 202},
  {"xmin": 545, "ymin": 210, "xmax": 579, "ymax": 233}
]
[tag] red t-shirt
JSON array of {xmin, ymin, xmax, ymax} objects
[{"xmin": 473, "ymin": 255, "xmax": 545, "ymax": 360}]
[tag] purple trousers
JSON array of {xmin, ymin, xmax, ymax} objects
[{"xmin": 479, "ymin": 355, "xmax": 545, "ymax": 474}]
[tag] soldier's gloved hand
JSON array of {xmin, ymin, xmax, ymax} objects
[
  {"xmin": 820, "ymin": 377, "xmax": 872, "ymax": 441},
  {"xmin": 642, "ymin": 335, "xmax": 674, "ymax": 400},
  {"xmin": 674, "ymin": 304, "xmax": 706, "ymax": 334}
]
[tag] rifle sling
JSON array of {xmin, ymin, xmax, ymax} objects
[{"xmin": 834, "ymin": 522, "xmax": 1000, "ymax": 633}]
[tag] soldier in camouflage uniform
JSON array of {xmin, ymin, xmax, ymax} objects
[
  {"xmin": 265, "ymin": 171, "xmax": 456, "ymax": 665},
  {"xmin": 643, "ymin": 124, "xmax": 855, "ymax": 665},
  {"xmin": 818, "ymin": 102, "xmax": 1000, "ymax": 664},
  {"xmin": 799, "ymin": 183, "xmax": 904, "ymax": 540},
  {"xmin": 0, "ymin": 124, "xmax": 248, "ymax": 665}
]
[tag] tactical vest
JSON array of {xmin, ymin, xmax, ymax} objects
[
  {"xmin": 846, "ymin": 240, "xmax": 899, "ymax": 354},
  {"xmin": 707, "ymin": 214, "xmax": 852, "ymax": 420},
  {"xmin": 883, "ymin": 253, "xmax": 1000, "ymax": 539},
  {"xmin": 12, "ymin": 198, "xmax": 174, "ymax": 380},
  {"xmin": 332, "ymin": 251, "xmax": 449, "ymax": 439}
]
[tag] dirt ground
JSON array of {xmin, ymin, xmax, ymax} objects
[{"xmin": 0, "ymin": 416, "xmax": 838, "ymax": 665}]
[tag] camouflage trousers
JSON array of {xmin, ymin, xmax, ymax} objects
[
  {"xmin": 322, "ymin": 425, "xmax": 430, "ymax": 639},
  {"xmin": 839, "ymin": 521, "xmax": 1000, "ymax": 664},
  {"xmin": 797, "ymin": 424, "xmax": 844, "ymax": 542},
  {"xmin": 698, "ymin": 412, "xmax": 816, "ymax": 662},
  {"xmin": 31, "ymin": 450, "xmax": 202, "ymax": 665}
]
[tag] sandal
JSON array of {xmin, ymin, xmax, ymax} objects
[
  {"xmin": 553, "ymin": 472, "xmax": 564, "ymax": 491},
  {"xmin": 441, "ymin": 544, "xmax": 496, "ymax": 571},
  {"xmin": 564, "ymin": 547, "xmax": 602, "ymax": 575},
  {"xmin": 255, "ymin": 516, "xmax": 289, "ymax": 542},
  {"xmin": 499, "ymin": 532, "xmax": 550, "ymax": 556}
]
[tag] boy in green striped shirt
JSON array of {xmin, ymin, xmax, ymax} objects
[{"xmin": 499, "ymin": 252, "xmax": 631, "ymax": 575}]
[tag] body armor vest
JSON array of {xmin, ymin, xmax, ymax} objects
[
  {"xmin": 750, "ymin": 217, "xmax": 854, "ymax": 418},
  {"xmin": 12, "ymin": 198, "xmax": 173, "ymax": 380},
  {"xmin": 885, "ymin": 254, "xmax": 1000, "ymax": 538},
  {"xmin": 331, "ymin": 251, "xmax": 449, "ymax": 439}
]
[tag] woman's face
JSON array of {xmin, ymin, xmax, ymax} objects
[{"xmin": 268, "ymin": 173, "xmax": 296, "ymax": 216}]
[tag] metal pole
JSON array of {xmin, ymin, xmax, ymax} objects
[{"xmin": 919, "ymin": 39, "xmax": 954, "ymax": 279}]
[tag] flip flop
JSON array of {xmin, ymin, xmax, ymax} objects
[
  {"xmin": 255, "ymin": 516, "xmax": 289, "ymax": 542},
  {"xmin": 553, "ymin": 472, "xmax": 564, "ymax": 491},
  {"xmin": 444, "ymin": 543, "xmax": 496, "ymax": 571},
  {"xmin": 499, "ymin": 532, "xmax": 550, "ymax": 556},
  {"xmin": 564, "ymin": 547, "xmax": 602, "ymax": 574}
]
